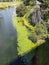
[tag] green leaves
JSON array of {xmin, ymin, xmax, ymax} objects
[
  {"xmin": 43, "ymin": 0, "xmax": 49, "ymax": 6},
  {"xmin": 29, "ymin": 24, "xmax": 48, "ymax": 43},
  {"xmin": 16, "ymin": 4, "xmax": 26, "ymax": 17},
  {"xmin": 23, "ymin": 0, "xmax": 36, "ymax": 5}
]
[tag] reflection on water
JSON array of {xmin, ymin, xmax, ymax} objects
[{"xmin": 0, "ymin": 7, "xmax": 17, "ymax": 65}]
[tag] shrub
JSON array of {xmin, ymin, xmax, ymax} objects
[
  {"xmin": 45, "ymin": 22, "xmax": 49, "ymax": 32},
  {"xmin": 38, "ymin": 0, "xmax": 49, "ymax": 6},
  {"xmin": 43, "ymin": 0, "xmax": 49, "ymax": 6},
  {"xmin": 43, "ymin": 10, "xmax": 49, "ymax": 22},
  {"xmin": 16, "ymin": 4, "xmax": 26, "ymax": 17},
  {"xmin": 29, "ymin": 24, "xmax": 48, "ymax": 43},
  {"xmin": 29, "ymin": 31, "xmax": 37, "ymax": 43},
  {"xmin": 35, "ymin": 24, "xmax": 48, "ymax": 39},
  {"xmin": 23, "ymin": 0, "xmax": 36, "ymax": 6}
]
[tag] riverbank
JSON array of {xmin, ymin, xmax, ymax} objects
[
  {"xmin": 12, "ymin": 2, "xmax": 49, "ymax": 64},
  {"xmin": 13, "ymin": 16, "xmax": 45, "ymax": 65},
  {"xmin": 0, "ymin": 2, "xmax": 22, "ymax": 10}
]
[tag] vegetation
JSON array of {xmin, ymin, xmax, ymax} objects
[
  {"xmin": 43, "ymin": 0, "xmax": 49, "ymax": 6},
  {"xmin": 23, "ymin": 0, "xmax": 36, "ymax": 5},
  {"xmin": 15, "ymin": 0, "xmax": 49, "ymax": 65},
  {"xmin": 13, "ymin": 17, "xmax": 35, "ymax": 56},
  {"xmin": 0, "ymin": 0, "xmax": 49, "ymax": 65},
  {"xmin": 13, "ymin": 16, "xmax": 45, "ymax": 64},
  {"xmin": 0, "ymin": 2, "xmax": 22, "ymax": 10},
  {"xmin": 29, "ymin": 24, "xmax": 48, "ymax": 43},
  {"xmin": 16, "ymin": 4, "xmax": 26, "ymax": 17}
]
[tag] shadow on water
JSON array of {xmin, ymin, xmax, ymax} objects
[
  {"xmin": 9, "ymin": 47, "xmax": 36, "ymax": 65},
  {"xmin": 9, "ymin": 57, "xmax": 26, "ymax": 65}
]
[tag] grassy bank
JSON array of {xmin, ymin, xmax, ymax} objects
[
  {"xmin": 12, "ymin": 2, "xmax": 45, "ymax": 62},
  {"xmin": 0, "ymin": 2, "xmax": 22, "ymax": 10},
  {"xmin": 12, "ymin": 16, "xmax": 45, "ymax": 64},
  {"xmin": 13, "ymin": 17, "xmax": 35, "ymax": 56}
]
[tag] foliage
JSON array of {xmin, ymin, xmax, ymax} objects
[
  {"xmin": 16, "ymin": 4, "xmax": 26, "ymax": 17},
  {"xmin": 29, "ymin": 31, "xmax": 37, "ymax": 43},
  {"xmin": 38, "ymin": 0, "xmax": 49, "ymax": 6},
  {"xmin": 13, "ymin": 0, "xmax": 49, "ymax": 65},
  {"xmin": 0, "ymin": 0, "xmax": 17, "ymax": 2},
  {"xmin": 29, "ymin": 24, "xmax": 48, "ymax": 43},
  {"xmin": 23, "ymin": 0, "xmax": 36, "ymax": 5},
  {"xmin": 44, "ymin": 22, "xmax": 49, "ymax": 32},
  {"xmin": 35, "ymin": 24, "xmax": 47, "ymax": 35},
  {"xmin": 13, "ymin": 17, "xmax": 45, "ymax": 65},
  {"xmin": 43, "ymin": 0, "xmax": 49, "ymax": 6},
  {"xmin": 43, "ymin": 10, "xmax": 49, "ymax": 22}
]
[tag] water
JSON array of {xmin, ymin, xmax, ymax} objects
[{"xmin": 0, "ymin": 6, "xmax": 18, "ymax": 65}]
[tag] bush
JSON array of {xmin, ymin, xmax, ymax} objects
[
  {"xmin": 43, "ymin": 10, "xmax": 49, "ymax": 22},
  {"xmin": 29, "ymin": 24, "xmax": 48, "ymax": 43},
  {"xmin": 38, "ymin": 0, "xmax": 49, "ymax": 6},
  {"xmin": 35, "ymin": 24, "xmax": 48, "ymax": 39},
  {"xmin": 43, "ymin": 0, "xmax": 49, "ymax": 6},
  {"xmin": 23, "ymin": 0, "xmax": 36, "ymax": 5},
  {"xmin": 35, "ymin": 24, "xmax": 47, "ymax": 35},
  {"xmin": 29, "ymin": 31, "xmax": 37, "ymax": 43},
  {"xmin": 16, "ymin": 4, "xmax": 26, "ymax": 17},
  {"xmin": 45, "ymin": 22, "xmax": 49, "ymax": 32}
]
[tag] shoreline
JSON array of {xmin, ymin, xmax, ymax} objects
[{"xmin": 0, "ymin": 2, "xmax": 22, "ymax": 10}]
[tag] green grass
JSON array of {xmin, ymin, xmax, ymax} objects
[
  {"xmin": 13, "ymin": 17, "xmax": 45, "ymax": 56},
  {"xmin": 0, "ymin": 2, "xmax": 22, "ymax": 10},
  {"xmin": 13, "ymin": 17, "xmax": 35, "ymax": 56},
  {"xmin": 12, "ymin": 16, "xmax": 45, "ymax": 64}
]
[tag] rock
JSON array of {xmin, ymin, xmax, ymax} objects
[{"xmin": 30, "ymin": 5, "xmax": 43, "ymax": 25}]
